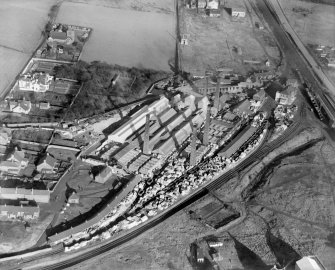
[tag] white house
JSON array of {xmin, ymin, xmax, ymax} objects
[
  {"xmin": 18, "ymin": 73, "xmax": 53, "ymax": 92},
  {"xmin": 10, "ymin": 100, "xmax": 32, "ymax": 114},
  {"xmin": 0, "ymin": 148, "xmax": 29, "ymax": 175}
]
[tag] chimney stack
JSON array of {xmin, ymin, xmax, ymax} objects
[
  {"xmin": 203, "ymin": 105, "xmax": 211, "ymax": 146},
  {"xmin": 143, "ymin": 113, "xmax": 151, "ymax": 155},
  {"xmin": 190, "ymin": 125, "xmax": 197, "ymax": 167},
  {"xmin": 214, "ymin": 77, "xmax": 221, "ymax": 111}
]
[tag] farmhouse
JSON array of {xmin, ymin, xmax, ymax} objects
[
  {"xmin": 36, "ymin": 154, "xmax": 58, "ymax": 173},
  {"xmin": 48, "ymin": 30, "xmax": 75, "ymax": 45},
  {"xmin": 0, "ymin": 128, "xmax": 11, "ymax": 145},
  {"xmin": 275, "ymin": 86, "xmax": 297, "ymax": 106},
  {"xmin": 0, "ymin": 204, "xmax": 40, "ymax": 220},
  {"xmin": 18, "ymin": 72, "xmax": 53, "ymax": 92},
  {"xmin": 0, "ymin": 148, "xmax": 29, "ymax": 175}
]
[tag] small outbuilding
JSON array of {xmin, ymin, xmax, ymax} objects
[
  {"xmin": 94, "ymin": 166, "xmax": 114, "ymax": 184},
  {"xmin": 68, "ymin": 192, "xmax": 80, "ymax": 204}
]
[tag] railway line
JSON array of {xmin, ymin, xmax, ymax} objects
[
  {"xmin": 2, "ymin": 0, "xmax": 329, "ymax": 268},
  {"xmin": 11, "ymin": 115, "xmax": 304, "ymax": 270}
]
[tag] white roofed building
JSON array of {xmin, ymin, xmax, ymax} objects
[
  {"xmin": 295, "ymin": 256, "xmax": 327, "ymax": 270},
  {"xmin": 108, "ymin": 96, "xmax": 170, "ymax": 143},
  {"xmin": 18, "ymin": 73, "xmax": 53, "ymax": 92}
]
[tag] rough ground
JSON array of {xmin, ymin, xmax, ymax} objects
[
  {"xmin": 0, "ymin": 213, "xmax": 53, "ymax": 254},
  {"xmin": 66, "ymin": 126, "xmax": 335, "ymax": 270},
  {"xmin": 180, "ymin": 0, "xmax": 281, "ymax": 75}
]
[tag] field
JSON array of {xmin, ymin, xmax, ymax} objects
[
  {"xmin": 180, "ymin": 0, "xmax": 281, "ymax": 76},
  {"xmin": 0, "ymin": 0, "xmax": 56, "ymax": 97},
  {"xmin": 279, "ymin": 0, "xmax": 335, "ymax": 83},
  {"xmin": 56, "ymin": 0, "xmax": 175, "ymax": 71}
]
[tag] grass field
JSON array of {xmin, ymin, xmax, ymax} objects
[
  {"xmin": 180, "ymin": 0, "xmax": 281, "ymax": 75},
  {"xmin": 0, "ymin": 0, "xmax": 56, "ymax": 96},
  {"xmin": 56, "ymin": 1, "xmax": 175, "ymax": 71},
  {"xmin": 279, "ymin": 0, "xmax": 335, "ymax": 83},
  {"xmin": 280, "ymin": 0, "xmax": 335, "ymax": 46}
]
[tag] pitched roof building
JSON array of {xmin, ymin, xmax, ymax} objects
[
  {"xmin": 9, "ymin": 100, "xmax": 32, "ymax": 114},
  {"xmin": 0, "ymin": 187, "xmax": 50, "ymax": 203},
  {"xmin": 0, "ymin": 128, "xmax": 11, "ymax": 145},
  {"xmin": 94, "ymin": 166, "xmax": 114, "ymax": 184},
  {"xmin": 0, "ymin": 204, "xmax": 40, "ymax": 220},
  {"xmin": 0, "ymin": 148, "xmax": 28, "ymax": 175},
  {"xmin": 275, "ymin": 86, "xmax": 297, "ymax": 106},
  {"xmin": 36, "ymin": 154, "xmax": 57, "ymax": 173},
  {"xmin": 295, "ymin": 256, "xmax": 326, "ymax": 270},
  {"xmin": 19, "ymin": 73, "xmax": 53, "ymax": 92},
  {"xmin": 68, "ymin": 192, "xmax": 80, "ymax": 204}
]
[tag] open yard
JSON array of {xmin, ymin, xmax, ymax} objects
[
  {"xmin": 0, "ymin": 0, "xmax": 56, "ymax": 97},
  {"xmin": 56, "ymin": 0, "xmax": 175, "ymax": 71}
]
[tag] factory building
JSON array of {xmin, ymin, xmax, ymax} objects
[
  {"xmin": 219, "ymin": 125, "xmax": 258, "ymax": 158},
  {"xmin": 152, "ymin": 113, "xmax": 206, "ymax": 157},
  {"xmin": 108, "ymin": 96, "xmax": 170, "ymax": 143}
]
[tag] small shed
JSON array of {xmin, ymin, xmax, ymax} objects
[{"xmin": 68, "ymin": 192, "xmax": 80, "ymax": 204}]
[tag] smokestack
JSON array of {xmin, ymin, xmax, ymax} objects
[
  {"xmin": 214, "ymin": 77, "xmax": 221, "ymax": 111},
  {"xmin": 143, "ymin": 113, "xmax": 151, "ymax": 154},
  {"xmin": 203, "ymin": 106, "xmax": 211, "ymax": 146},
  {"xmin": 190, "ymin": 124, "xmax": 197, "ymax": 166}
]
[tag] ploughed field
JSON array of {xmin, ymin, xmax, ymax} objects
[{"xmin": 56, "ymin": 1, "xmax": 175, "ymax": 72}]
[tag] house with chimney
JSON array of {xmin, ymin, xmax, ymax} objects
[
  {"xmin": 0, "ymin": 148, "xmax": 29, "ymax": 175},
  {"xmin": 36, "ymin": 154, "xmax": 58, "ymax": 173},
  {"xmin": 9, "ymin": 100, "xmax": 32, "ymax": 114},
  {"xmin": 18, "ymin": 72, "xmax": 53, "ymax": 92}
]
